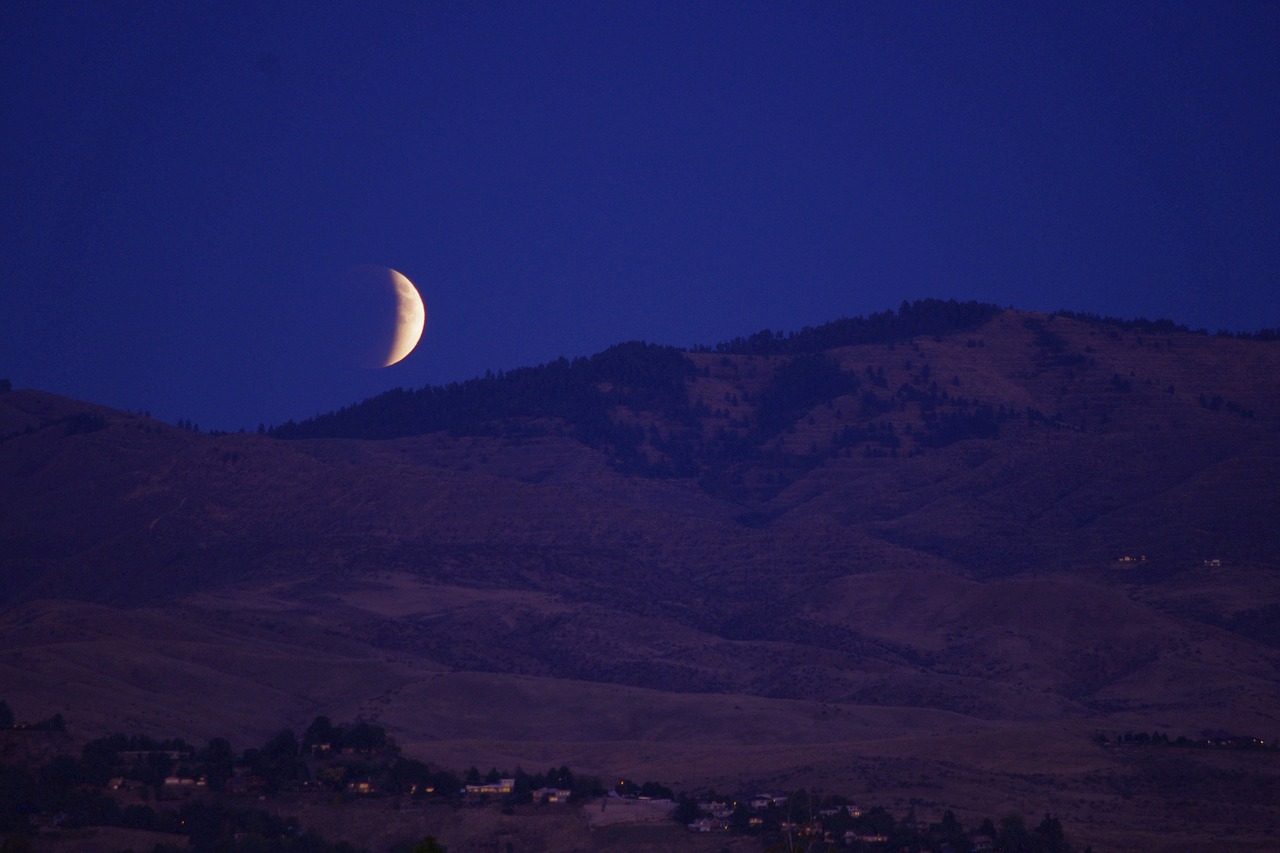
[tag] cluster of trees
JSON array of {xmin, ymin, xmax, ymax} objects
[
  {"xmin": 1024, "ymin": 319, "xmax": 1091, "ymax": 370},
  {"xmin": 0, "ymin": 708, "xmax": 610, "ymax": 814},
  {"xmin": 0, "ymin": 409, "xmax": 115, "ymax": 445},
  {"xmin": 79, "ymin": 734, "xmax": 206, "ymax": 787},
  {"xmin": 271, "ymin": 341, "xmax": 706, "ymax": 478},
  {"xmin": 267, "ymin": 302, "xmax": 1009, "ymax": 493},
  {"xmin": 754, "ymin": 353, "xmax": 860, "ymax": 437},
  {"xmin": 706, "ymin": 300, "xmax": 1002, "ymax": 356},
  {"xmin": 301, "ymin": 716, "xmax": 389, "ymax": 754},
  {"xmin": 1, "ymin": 712, "xmax": 448, "ymax": 802},
  {"xmin": 613, "ymin": 778, "xmax": 674, "ymax": 800},
  {"xmin": 672, "ymin": 788, "xmax": 1081, "ymax": 853},
  {"xmin": 459, "ymin": 765, "xmax": 604, "ymax": 804},
  {"xmin": 917, "ymin": 406, "xmax": 1001, "ymax": 448},
  {"xmin": 62, "ymin": 412, "xmax": 107, "ymax": 435},
  {"xmin": 285, "ymin": 296, "xmax": 1278, "ymax": 507},
  {"xmin": 833, "ymin": 420, "xmax": 901, "ymax": 454},
  {"xmin": 0, "ymin": 705, "xmax": 1088, "ymax": 853},
  {"xmin": 0, "ymin": 774, "xmax": 364, "ymax": 853},
  {"xmin": 0, "ymin": 701, "xmax": 63, "ymax": 732},
  {"xmin": 649, "ymin": 350, "xmax": 1006, "ymax": 496},
  {"xmin": 0, "ymin": 412, "xmax": 109, "ymax": 445},
  {"xmin": 272, "ymin": 341, "xmax": 695, "ymax": 445},
  {"xmin": 230, "ymin": 718, "xmax": 462, "ymax": 797},
  {"xmin": 1197, "ymin": 394, "xmax": 1255, "ymax": 419},
  {"xmin": 1051, "ymin": 309, "xmax": 1279, "ymax": 341},
  {"xmin": 1052, "ymin": 310, "xmax": 1200, "ymax": 336},
  {"xmin": 0, "ymin": 713, "xmax": 465, "ymax": 853},
  {"xmin": 1096, "ymin": 730, "xmax": 1276, "ymax": 750}
]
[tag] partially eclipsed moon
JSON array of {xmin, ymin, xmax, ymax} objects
[
  {"xmin": 384, "ymin": 268, "xmax": 426, "ymax": 367},
  {"xmin": 330, "ymin": 265, "xmax": 427, "ymax": 369}
]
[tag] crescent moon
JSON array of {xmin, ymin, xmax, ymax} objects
[{"xmin": 384, "ymin": 269, "xmax": 426, "ymax": 367}]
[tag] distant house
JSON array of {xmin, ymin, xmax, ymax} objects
[
  {"xmin": 117, "ymin": 750, "xmax": 190, "ymax": 762},
  {"xmin": 846, "ymin": 832, "xmax": 888, "ymax": 844},
  {"xmin": 751, "ymin": 793, "xmax": 787, "ymax": 808},
  {"xmin": 688, "ymin": 817, "xmax": 728, "ymax": 832},
  {"xmin": 163, "ymin": 775, "xmax": 202, "ymax": 787},
  {"xmin": 532, "ymin": 787, "xmax": 571, "ymax": 803},
  {"xmin": 162, "ymin": 775, "xmax": 205, "ymax": 798},
  {"xmin": 346, "ymin": 780, "xmax": 376, "ymax": 795},
  {"xmin": 697, "ymin": 799, "xmax": 734, "ymax": 818},
  {"xmin": 464, "ymin": 778, "xmax": 514, "ymax": 797}
]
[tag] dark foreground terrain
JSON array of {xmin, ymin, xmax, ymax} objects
[{"xmin": 3, "ymin": 304, "xmax": 1279, "ymax": 850}]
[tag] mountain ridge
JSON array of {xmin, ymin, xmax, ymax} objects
[{"xmin": 3, "ymin": 303, "xmax": 1280, "ymax": 850}]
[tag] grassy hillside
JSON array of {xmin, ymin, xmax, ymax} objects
[{"xmin": 3, "ymin": 303, "xmax": 1279, "ymax": 851}]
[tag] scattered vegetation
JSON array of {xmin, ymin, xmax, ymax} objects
[
  {"xmin": 264, "ymin": 297, "xmax": 1278, "ymax": 499},
  {"xmin": 0, "ymin": 703, "xmax": 63, "ymax": 733},
  {"xmin": 1197, "ymin": 394, "xmax": 1255, "ymax": 419},
  {"xmin": 754, "ymin": 353, "xmax": 859, "ymax": 437},
  {"xmin": 1051, "ymin": 310, "xmax": 1280, "ymax": 341},
  {"xmin": 62, "ymin": 412, "xmax": 107, "ymax": 436},
  {"xmin": 1095, "ymin": 730, "xmax": 1277, "ymax": 750},
  {"xmin": 0, "ymin": 712, "xmax": 442, "ymax": 853},
  {"xmin": 0, "ymin": 411, "xmax": 107, "ymax": 444},
  {"xmin": 0, "ymin": 703, "xmax": 1087, "ymax": 852},
  {"xmin": 272, "ymin": 341, "xmax": 696, "ymax": 470},
  {"xmin": 670, "ymin": 790, "xmax": 1082, "ymax": 853},
  {"xmin": 703, "ymin": 299, "xmax": 1001, "ymax": 356},
  {"xmin": 270, "ymin": 300, "xmax": 1010, "ymax": 498}
]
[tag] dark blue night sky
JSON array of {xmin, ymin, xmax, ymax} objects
[{"xmin": 3, "ymin": 2, "xmax": 1277, "ymax": 430}]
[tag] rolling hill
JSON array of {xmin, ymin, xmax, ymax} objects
[{"xmin": 3, "ymin": 303, "xmax": 1279, "ymax": 851}]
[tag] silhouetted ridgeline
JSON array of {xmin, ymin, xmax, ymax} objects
[
  {"xmin": 267, "ymin": 299, "xmax": 1275, "ymax": 495},
  {"xmin": 271, "ymin": 339, "xmax": 696, "ymax": 448},
  {"xmin": 706, "ymin": 298, "xmax": 1001, "ymax": 354},
  {"xmin": 270, "ymin": 299, "xmax": 997, "ymax": 443},
  {"xmin": 268, "ymin": 300, "xmax": 1018, "ymax": 491},
  {"xmin": 1050, "ymin": 310, "xmax": 1280, "ymax": 340}
]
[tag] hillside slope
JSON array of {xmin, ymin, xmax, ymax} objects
[{"xmin": 3, "ymin": 305, "xmax": 1280, "ymax": 850}]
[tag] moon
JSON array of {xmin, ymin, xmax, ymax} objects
[
  {"xmin": 335, "ymin": 266, "xmax": 426, "ymax": 369},
  {"xmin": 383, "ymin": 268, "xmax": 426, "ymax": 367}
]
